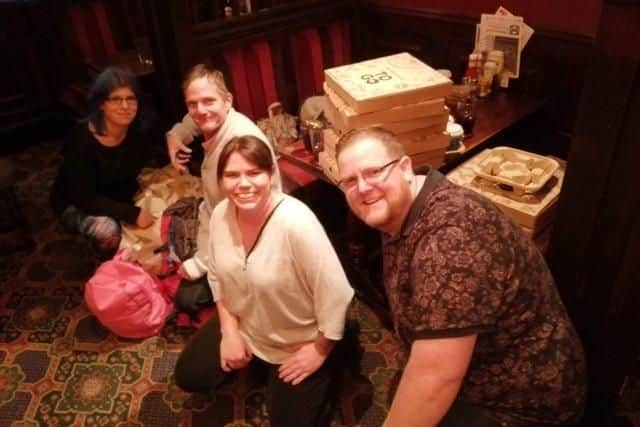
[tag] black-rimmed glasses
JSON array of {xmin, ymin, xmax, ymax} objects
[
  {"xmin": 337, "ymin": 158, "xmax": 400, "ymax": 192},
  {"xmin": 106, "ymin": 96, "xmax": 138, "ymax": 106}
]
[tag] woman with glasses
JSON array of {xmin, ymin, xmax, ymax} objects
[
  {"xmin": 50, "ymin": 67, "xmax": 156, "ymax": 259},
  {"xmin": 174, "ymin": 135, "xmax": 355, "ymax": 426}
]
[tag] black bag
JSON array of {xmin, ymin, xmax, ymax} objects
[
  {"xmin": 163, "ymin": 196, "xmax": 203, "ymax": 261},
  {"xmin": 173, "ymin": 276, "xmax": 214, "ymax": 322}
]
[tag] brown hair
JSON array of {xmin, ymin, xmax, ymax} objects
[
  {"xmin": 182, "ymin": 64, "xmax": 230, "ymax": 96},
  {"xmin": 217, "ymin": 135, "xmax": 274, "ymax": 182},
  {"xmin": 336, "ymin": 126, "xmax": 406, "ymax": 160}
]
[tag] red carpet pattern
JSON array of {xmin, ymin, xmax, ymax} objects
[{"xmin": 0, "ymin": 140, "xmax": 405, "ymax": 426}]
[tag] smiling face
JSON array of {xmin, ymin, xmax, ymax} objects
[
  {"xmin": 337, "ymin": 136, "xmax": 415, "ymax": 235},
  {"xmin": 220, "ymin": 151, "xmax": 273, "ymax": 214},
  {"xmin": 101, "ymin": 86, "xmax": 138, "ymax": 129},
  {"xmin": 184, "ymin": 76, "xmax": 232, "ymax": 137}
]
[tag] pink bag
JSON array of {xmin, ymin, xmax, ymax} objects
[{"xmin": 85, "ymin": 255, "xmax": 173, "ymax": 338}]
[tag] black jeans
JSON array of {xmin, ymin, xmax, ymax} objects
[
  {"xmin": 440, "ymin": 400, "xmax": 559, "ymax": 427},
  {"xmin": 174, "ymin": 315, "xmax": 356, "ymax": 427}
]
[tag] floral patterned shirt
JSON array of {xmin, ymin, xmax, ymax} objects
[{"xmin": 382, "ymin": 169, "xmax": 587, "ymax": 425}]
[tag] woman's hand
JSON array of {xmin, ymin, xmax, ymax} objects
[
  {"xmin": 166, "ymin": 133, "xmax": 191, "ymax": 172},
  {"xmin": 136, "ymin": 208, "xmax": 155, "ymax": 228},
  {"xmin": 220, "ymin": 330, "xmax": 252, "ymax": 372},
  {"xmin": 278, "ymin": 338, "xmax": 333, "ymax": 385}
]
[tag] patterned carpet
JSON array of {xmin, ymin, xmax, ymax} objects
[{"xmin": 0, "ymin": 140, "xmax": 405, "ymax": 426}]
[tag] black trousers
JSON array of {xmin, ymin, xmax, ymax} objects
[
  {"xmin": 440, "ymin": 400, "xmax": 563, "ymax": 427},
  {"xmin": 174, "ymin": 315, "xmax": 353, "ymax": 427}
]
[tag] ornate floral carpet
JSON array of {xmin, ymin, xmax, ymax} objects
[{"xmin": 0, "ymin": 140, "xmax": 405, "ymax": 427}]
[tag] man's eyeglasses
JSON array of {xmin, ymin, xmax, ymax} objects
[
  {"xmin": 337, "ymin": 158, "xmax": 400, "ymax": 192},
  {"xmin": 106, "ymin": 96, "xmax": 138, "ymax": 106}
]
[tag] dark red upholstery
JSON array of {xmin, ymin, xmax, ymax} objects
[{"xmin": 224, "ymin": 40, "xmax": 278, "ymax": 120}]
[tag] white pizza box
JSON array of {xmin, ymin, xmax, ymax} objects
[
  {"xmin": 323, "ymin": 128, "xmax": 340, "ymax": 157},
  {"xmin": 324, "ymin": 52, "xmax": 452, "ymax": 114},
  {"xmin": 397, "ymin": 129, "xmax": 450, "ymax": 155},
  {"xmin": 318, "ymin": 150, "xmax": 340, "ymax": 184},
  {"xmin": 446, "ymin": 149, "xmax": 565, "ymax": 232},
  {"xmin": 323, "ymin": 126, "xmax": 449, "ymax": 158},
  {"xmin": 410, "ymin": 147, "xmax": 447, "ymax": 169},
  {"xmin": 323, "ymin": 82, "xmax": 446, "ymax": 131}
]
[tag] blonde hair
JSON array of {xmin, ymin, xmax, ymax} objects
[
  {"xmin": 336, "ymin": 126, "xmax": 406, "ymax": 159},
  {"xmin": 182, "ymin": 64, "xmax": 230, "ymax": 96}
]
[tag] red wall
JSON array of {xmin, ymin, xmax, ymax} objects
[{"xmin": 371, "ymin": 0, "xmax": 602, "ymax": 37}]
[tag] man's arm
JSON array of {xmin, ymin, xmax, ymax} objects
[
  {"xmin": 166, "ymin": 114, "xmax": 201, "ymax": 171},
  {"xmin": 384, "ymin": 334, "xmax": 477, "ymax": 427}
]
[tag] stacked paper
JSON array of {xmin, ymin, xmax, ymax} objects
[
  {"xmin": 474, "ymin": 6, "xmax": 534, "ymax": 81},
  {"xmin": 321, "ymin": 52, "xmax": 453, "ymax": 171}
]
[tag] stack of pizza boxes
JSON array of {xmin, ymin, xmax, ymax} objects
[{"xmin": 320, "ymin": 52, "xmax": 453, "ymax": 180}]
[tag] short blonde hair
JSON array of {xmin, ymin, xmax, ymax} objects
[
  {"xmin": 182, "ymin": 64, "xmax": 230, "ymax": 96},
  {"xmin": 336, "ymin": 126, "xmax": 406, "ymax": 160}
]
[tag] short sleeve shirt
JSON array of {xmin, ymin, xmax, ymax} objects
[{"xmin": 382, "ymin": 169, "xmax": 587, "ymax": 424}]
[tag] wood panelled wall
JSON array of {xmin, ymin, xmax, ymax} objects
[
  {"xmin": 355, "ymin": 2, "xmax": 595, "ymax": 140},
  {"xmin": 367, "ymin": 0, "xmax": 602, "ymax": 37},
  {"xmin": 546, "ymin": 1, "xmax": 640, "ymax": 424},
  {"xmin": 143, "ymin": 0, "xmax": 356, "ymax": 123}
]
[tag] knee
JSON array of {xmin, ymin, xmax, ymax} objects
[
  {"xmin": 173, "ymin": 353, "xmax": 197, "ymax": 392},
  {"xmin": 173, "ymin": 286, "xmax": 191, "ymax": 314}
]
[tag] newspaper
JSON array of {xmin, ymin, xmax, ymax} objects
[{"xmin": 474, "ymin": 7, "xmax": 534, "ymax": 79}]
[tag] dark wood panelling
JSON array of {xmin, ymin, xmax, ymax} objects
[
  {"xmin": 546, "ymin": 1, "xmax": 640, "ymax": 425},
  {"xmin": 367, "ymin": 0, "xmax": 602, "ymax": 37},
  {"xmin": 144, "ymin": 0, "xmax": 356, "ymax": 121},
  {"xmin": 357, "ymin": 3, "xmax": 595, "ymax": 140}
]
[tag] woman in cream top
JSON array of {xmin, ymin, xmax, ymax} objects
[{"xmin": 174, "ymin": 135, "xmax": 354, "ymax": 427}]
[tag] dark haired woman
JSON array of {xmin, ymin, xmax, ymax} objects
[
  {"xmin": 50, "ymin": 67, "xmax": 156, "ymax": 259},
  {"xmin": 174, "ymin": 135, "xmax": 354, "ymax": 426}
]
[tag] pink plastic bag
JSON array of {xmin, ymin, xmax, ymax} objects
[{"xmin": 84, "ymin": 255, "xmax": 173, "ymax": 338}]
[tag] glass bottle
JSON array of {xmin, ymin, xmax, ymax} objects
[
  {"xmin": 457, "ymin": 96, "xmax": 476, "ymax": 138},
  {"xmin": 224, "ymin": 0, "xmax": 233, "ymax": 17}
]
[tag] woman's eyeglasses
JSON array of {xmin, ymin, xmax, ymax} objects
[
  {"xmin": 106, "ymin": 96, "xmax": 138, "ymax": 106},
  {"xmin": 337, "ymin": 158, "xmax": 400, "ymax": 192}
]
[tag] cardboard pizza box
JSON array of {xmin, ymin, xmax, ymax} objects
[
  {"xmin": 397, "ymin": 130, "xmax": 450, "ymax": 155},
  {"xmin": 446, "ymin": 149, "xmax": 566, "ymax": 233},
  {"xmin": 324, "ymin": 52, "xmax": 452, "ymax": 114},
  {"xmin": 410, "ymin": 147, "xmax": 447, "ymax": 169},
  {"xmin": 323, "ymin": 82, "xmax": 446, "ymax": 131}
]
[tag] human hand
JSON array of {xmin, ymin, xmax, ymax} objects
[
  {"xmin": 136, "ymin": 208, "xmax": 155, "ymax": 228},
  {"xmin": 166, "ymin": 133, "xmax": 192, "ymax": 172},
  {"xmin": 177, "ymin": 264, "xmax": 187, "ymax": 278},
  {"xmin": 220, "ymin": 330, "xmax": 252, "ymax": 372},
  {"xmin": 278, "ymin": 341, "xmax": 328, "ymax": 385}
]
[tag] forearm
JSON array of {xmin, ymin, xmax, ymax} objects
[
  {"xmin": 385, "ymin": 362, "xmax": 462, "ymax": 427},
  {"xmin": 76, "ymin": 193, "xmax": 140, "ymax": 224},
  {"xmin": 167, "ymin": 114, "xmax": 200, "ymax": 144},
  {"xmin": 313, "ymin": 332, "xmax": 336, "ymax": 357},
  {"xmin": 216, "ymin": 299, "xmax": 240, "ymax": 336}
]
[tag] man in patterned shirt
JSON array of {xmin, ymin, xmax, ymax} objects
[{"xmin": 336, "ymin": 127, "xmax": 587, "ymax": 426}]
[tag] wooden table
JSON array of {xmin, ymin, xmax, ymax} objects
[
  {"xmin": 277, "ymin": 88, "xmax": 552, "ymax": 249},
  {"xmin": 443, "ymin": 90, "xmax": 549, "ymax": 172},
  {"xmin": 276, "ymin": 90, "xmax": 551, "ymax": 315},
  {"xmin": 279, "ymin": 89, "xmax": 549, "ymax": 181}
]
